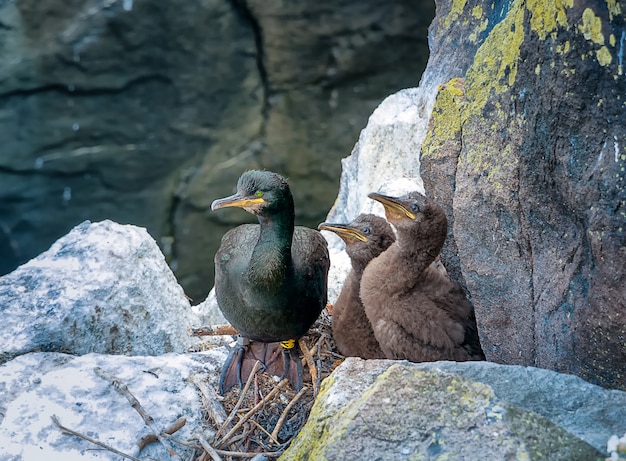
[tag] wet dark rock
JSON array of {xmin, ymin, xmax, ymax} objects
[{"xmin": 0, "ymin": 0, "xmax": 434, "ymax": 302}]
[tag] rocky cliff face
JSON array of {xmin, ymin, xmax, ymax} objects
[
  {"xmin": 0, "ymin": 0, "xmax": 434, "ymax": 301},
  {"xmin": 421, "ymin": 0, "xmax": 626, "ymax": 389}
]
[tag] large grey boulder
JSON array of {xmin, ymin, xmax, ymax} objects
[
  {"xmin": 0, "ymin": 220, "xmax": 201, "ymax": 364},
  {"xmin": 0, "ymin": 350, "xmax": 227, "ymax": 460},
  {"xmin": 281, "ymin": 358, "xmax": 619, "ymax": 460},
  {"xmin": 420, "ymin": 0, "xmax": 626, "ymax": 389}
]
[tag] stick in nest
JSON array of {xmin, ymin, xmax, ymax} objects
[
  {"xmin": 270, "ymin": 386, "xmax": 308, "ymax": 441},
  {"xmin": 137, "ymin": 416, "xmax": 187, "ymax": 451},
  {"xmin": 189, "ymin": 324, "xmax": 239, "ymax": 337},
  {"xmin": 94, "ymin": 367, "xmax": 182, "ymax": 460},
  {"xmin": 194, "ymin": 432, "xmax": 223, "ymax": 461},
  {"xmin": 214, "ymin": 360, "xmax": 262, "ymax": 442},
  {"xmin": 215, "ymin": 378, "xmax": 289, "ymax": 448},
  {"xmin": 191, "ymin": 374, "xmax": 228, "ymax": 429},
  {"xmin": 299, "ymin": 339, "xmax": 319, "ymax": 396}
]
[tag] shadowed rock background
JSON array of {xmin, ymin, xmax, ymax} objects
[{"xmin": 0, "ymin": 0, "xmax": 434, "ymax": 302}]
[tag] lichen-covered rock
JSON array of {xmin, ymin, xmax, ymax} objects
[
  {"xmin": 0, "ymin": 220, "xmax": 200, "ymax": 363},
  {"xmin": 421, "ymin": 0, "xmax": 626, "ymax": 389},
  {"xmin": 0, "ymin": 350, "xmax": 227, "ymax": 460},
  {"xmin": 412, "ymin": 360, "xmax": 626, "ymax": 454},
  {"xmin": 281, "ymin": 359, "xmax": 604, "ymax": 460}
]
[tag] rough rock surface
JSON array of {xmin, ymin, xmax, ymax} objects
[
  {"xmin": 0, "ymin": 0, "xmax": 434, "ymax": 302},
  {"xmin": 282, "ymin": 358, "xmax": 607, "ymax": 460},
  {"xmin": 0, "ymin": 220, "xmax": 201, "ymax": 364},
  {"xmin": 420, "ymin": 0, "xmax": 626, "ymax": 389},
  {"xmin": 0, "ymin": 350, "xmax": 227, "ymax": 460}
]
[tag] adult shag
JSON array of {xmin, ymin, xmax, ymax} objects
[
  {"xmin": 360, "ymin": 191, "xmax": 485, "ymax": 362},
  {"xmin": 211, "ymin": 170, "xmax": 330, "ymax": 393},
  {"xmin": 318, "ymin": 214, "xmax": 395, "ymax": 359}
]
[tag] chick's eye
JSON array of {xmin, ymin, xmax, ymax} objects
[
  {"xmin": 255, "ymin": 190, "xmax": 264, "ymax": 197},
  {"xmin": 362, "ymin": 227, "xmax": 370, "ymax": 235},
  {"xmin": 411, "ymin": 204, "xmax": 419, "ymax": 212}
]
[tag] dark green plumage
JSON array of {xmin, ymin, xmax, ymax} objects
[{"xmin": 211, "ymin": 170, "xmax": 330, "ymax": 392}]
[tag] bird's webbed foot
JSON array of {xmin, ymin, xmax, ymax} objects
[
  {"xmin": 219, "ymin": 335, "xmax": 251, "ymax": 394},
  {"xmin": 279, "ymin": 339, "xmax": 303, "ymax": 391},
  {"xmin": 219, "ymin": 336, "xmax": 299, "ymax": 393}
]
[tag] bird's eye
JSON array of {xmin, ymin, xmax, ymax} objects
[
  {"xmin": 411, "ymin": 204, "xmax": 419, "ymax": 212},
  {"xmin": 255, "ymin": 190, "xmax": 264, "ymax": 197},
  {"xmin": 362, "ymin": 227, "xmax": 370, "ymax": 235}
]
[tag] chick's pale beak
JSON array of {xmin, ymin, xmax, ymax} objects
[
  {"xmin": 318, "ymin": 223, "xmax": 368, "ymax": 242},
  {"xmin": 368, "ymin": 192, "xmax": 416, "ymax": 220}
]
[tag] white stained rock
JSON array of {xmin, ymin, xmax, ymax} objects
[
  {"xmin": 0, "ymin": 220, "xmax": 201, "ymax": 362},
  {"xmin": 326, "ymin": 87, "xmax": 431, "ymax": 228},
  {"xmin": 0, "ymin": 350, "xmax": 227, "ymax": 460},
  {"xmin": 193, "ymin": 288, "xmax": 228, "ymax": 327}
]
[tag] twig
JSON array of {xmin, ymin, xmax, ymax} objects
[
  {"xmin": 137, "ymin": 416, "xmax": 187, "ymax": 451},
  {"xmin": 216, "ymin": 379, "xmax": 288, "ymax": 448},
  {"xmin": 214, "ymin": 361, "xmax": 262, "ymax": 441},
  {"xmin": 51, "ymin": 415, "xmax": 141, "ymax": 461},
  {"xmin": 270, "ymin": 386, "xmax": 308, "ymax": 440},
  {"xmin": 191, "ymin": 375, "xmax": 228, "ymax": 428},
  {"xmin": 194, "ymin": 433, "xmax": 223, "ymax": 461},
  {"xmin": 189, "ymin": 324, "xmax": 239, "ymax": 337},
  {"xmin": 213, "ymin": 448, "xmax": 284, "ymax": 458},
  {"xmin": 299, "ymin": 339, "xmax": 318, "ymax": 396},
  {"xmin": 247, "ymin": 418, "xmax": 279, "ymax": 445},
  {"xmin": 94, "ymin": 367, "xmax": 182, "ymax": 460}
]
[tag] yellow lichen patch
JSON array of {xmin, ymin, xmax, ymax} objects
[
  {"xmin": 610, "ymin": 34, "xmax": 616, "ymax": 46},
  {"xmin": 607, "ymin": 0, "xmax": 623, "ymax": 21},
  {"xmin": 596, "ymin": 45, "xmax": 613, "ymax": 66},
  {"xmin": 472, "ymin": 5, "xmax": 483, "ymax": 19},
  {"xmin": 441, "ymin": 77, "xmax": 466, "ymax": 97},
  {"xmin": 465, "ymin": 0, "xmax": 525, "ymax": 105},
  {"xmin": 579, "ymin": 8, "xmax": 605, "ymax": 45},
  {"xmin": 556, "ymin": 40, "xmax": 571, "ymax": 54},
  {"xmin": 444, "ymin": 0, "xmax": 468, "ymax": 28},
  {"xmin": 535, "ymin": 63, "xmax": 541, "ymax": 75},
  {"xmin": 527, "ymin": 0, "xmax": 573, "ymax": 40},
  {"xmin": 421, "ymin": 78, "xmax": 465, "ymax": 159},
  {"xmin": 469, "ymin": 18, "xmax": 489, "ymax": 43}
]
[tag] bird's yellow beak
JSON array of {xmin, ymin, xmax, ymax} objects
[
  {"xmin": 211, "ymin": 193, "xmax": 265, "ymax": 211},
  {"xmin": 318, "ymin": 223, "xmax": 368, "ymax": 242},
  {"xmin": 368, "ymin": 193, "xmax": 416, "ymax": 220}
]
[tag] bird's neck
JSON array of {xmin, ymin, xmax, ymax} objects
[
  {"xmin": 395, "ymin": 229, "xmax": 444, "ymax": 274},
  {"xmin": 247, "ymin": 212, "xmax": 294, "ymax": 286},
  {"xmin": 350, "ymin": 258, "xmax": 369, "ymax": 276}
]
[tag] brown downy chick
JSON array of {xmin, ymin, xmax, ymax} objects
[
  {"xmin": 360, "ymin": 191, "xmax": 485, "ymax": 362},
  {"xmin": 319, "ymin": 214, "xmax": 395, "ymax": 359}
]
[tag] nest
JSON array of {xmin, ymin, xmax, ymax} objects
[{"xmin": 195, "ymin": 308, "xmax": 342, "ymax": 460}]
